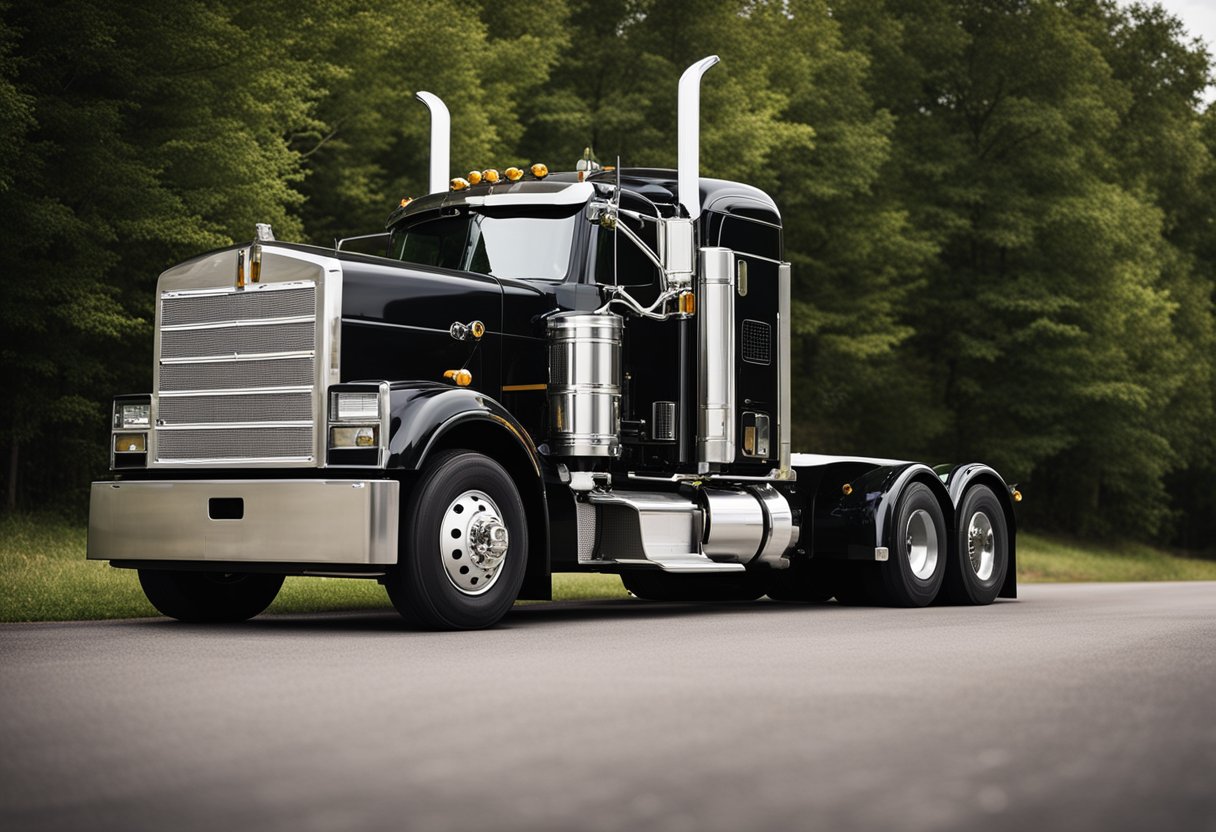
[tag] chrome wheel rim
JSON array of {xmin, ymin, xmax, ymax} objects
[
  {"xmin": 967, "ymin": 511, "xmax": 996, "ymax": 582},
  {"xmin": 905, "ymin": 509, "xmax": 939, "ymax": 580},
  {"xmin": 440, "ymin": 490, "xmax": 509, "ymax": 596}
]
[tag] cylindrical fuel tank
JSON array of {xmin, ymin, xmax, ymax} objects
[{"xmin": 547, "ymin": 312, "xmax": 622, "ymax": 457}]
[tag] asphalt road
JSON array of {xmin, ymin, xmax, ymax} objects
[{"xmin": 1, "ymin": 582, "xmax": 1213, "ymax": 832}]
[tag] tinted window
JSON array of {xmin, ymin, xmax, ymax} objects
[
  {"xmin": 720, "ymin": 217, "xmax": 781, "ymax": 260},
  {"xmin": 391, "ymin": 209, "xmax": 578, "ymax": 281},
  {"xmin": 593, "ymin": 215, "xmax": 660, "ymax": 287}
]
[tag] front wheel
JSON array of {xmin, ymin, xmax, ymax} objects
[
  {"xmin": 138, "ymin": 570, "xmax": 284, "ymax": 623},
  {"xmin": 386, "ymin": 450, "xmax": 528, "ymax": 630}
]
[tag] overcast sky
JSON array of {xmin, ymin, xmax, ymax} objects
[{"xmin": 1128, "ymin": 0, "xmax": 1216, "ymax": 105}]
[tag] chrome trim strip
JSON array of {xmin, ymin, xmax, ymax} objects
[
  {"xmin": 161, "ymin": 280, "xmax": 316, "ymax": 299},
  {"xmin": 156, "ymin": 421, "xmax": 313, "ymax": 431},
  {"xmin": 159, "ymin": 456, "xmax": 315, "ymax": 465},
  {"xmin": 88, "ymin": 479, "xmax": 399, "ymax": 564},
  {"xmin": 159, "ymin": 386, "xmax": 313, "ymax": 398},
  {"xmin": 159, "ymin": 351, "xmax": 315, "ymax": 365},
  {"xmin": 161, "ymin": 315, "xmax": 315, "ymax": 332},
  {"xmin": 777, "ymin": 261, "xmax": 792, "ymax": 479}
]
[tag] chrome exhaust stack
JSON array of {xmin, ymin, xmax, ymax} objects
[
  {"xmin": 415, "ymin": 91, "xmax": 450, "ymax": 195},
  {"xmin": 677, "ymin": 55, "xmax": 719, "ymax": 221}
]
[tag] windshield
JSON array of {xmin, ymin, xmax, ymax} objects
[{"xmin": 390, "ymin": 208, "xmax": 579, "ymax": 282}]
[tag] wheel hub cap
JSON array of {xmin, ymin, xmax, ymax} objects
[
  {"xmin": 440, "ymin": 490, "xmax": 509, "ymax": 596},
  {"xmin": 967, "ymin": 511, "xmax": 995, "ymax": 581},
  {"xmin": 905, "ymin": 508, "xmax": 939, "ymax": 581}
]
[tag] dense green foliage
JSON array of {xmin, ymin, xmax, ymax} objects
[{"xmin": 1, "ymin": 0, "xmax": 1212, "ymax": 547}]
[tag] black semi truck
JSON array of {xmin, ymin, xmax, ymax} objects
[{"xmin": 89, "ymin": 56, "xmax": 1018, "ymax": 629}]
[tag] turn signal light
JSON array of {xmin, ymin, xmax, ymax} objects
[
  {"xmin": 114, "ymin": 433, "xmax": 147, "ymax": 453},
  {"xmin": 505, "ymin": 166, "xmax": 523, "ymax": 182},
  {"xmin": 471, "ymin": 321, "xmax": 486, "ymax": 339},
  {"xmin": 467, "ymin": 170, "xmax": 483, "ymax": 185},
  {"xmin": 842, "ymin": 483, "xmax": 854, "ymax": 496},
  {"xmin": 444, "ymin": 369, "xmax": 473, "ymax": 387},
  {"xmin": 1012, "ymin": 489, "xmax": 1023, "ymax": 503},
  {"xmin": 451, "ymin": 177, "xmax": 470, "ymax": 191},
  {"xmin": 482, "ymin": 169, "xmax": 500, "ymax": 184},
  {"xmin": 530, "ymin": 163, "xmax": 548, "ymax": 178},
  {"xmin": 250, "ymin": 243, "xmax": 262, "ymax": 284},
  {"xmin": 679, "ymin": 291, "xmax": 696, "ymax": 315}
]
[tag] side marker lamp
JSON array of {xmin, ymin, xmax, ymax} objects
[
  {"xmin": 399, "ymin": 197, "xmax": 413, "ymax": 208},
  {"xmin": 678, "ymin": 291, "xmax": 696, "ymax": 315},
  {"xmin": 471, "ymin": 321, "xmax": 486, "ymax": 339},
  {"xmin": 444, "ymin": 369, "xmax": 473, "ymax": 387},
  {"xmin": 842, "ymin": 483, "xmax": 854, "ymax": 496},
  {"xmin": 1012, "ymin": 488, "xmax": 1023, "ymax": 503}
]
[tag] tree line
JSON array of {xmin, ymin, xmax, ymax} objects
[{"xmin": 1, "ymin": 0, "xmax": 1212, "ymax": 549}]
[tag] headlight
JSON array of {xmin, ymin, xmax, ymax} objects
[
  {"xmin": 331, "ymin": 391, "xmax": 380, "ymax": 422},
  {"xmin": 114, "ymin": 402, "xmax": 150, "ymax": 429}
]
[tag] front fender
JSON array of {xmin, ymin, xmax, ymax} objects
[{"xmin": 384, "ymin": 381, "xmax": 540, "ymax": 474}]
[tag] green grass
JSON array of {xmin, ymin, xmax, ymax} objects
[{"xmin": 1, "ymin": 514, "xmax": 1212, "ymax": 622}]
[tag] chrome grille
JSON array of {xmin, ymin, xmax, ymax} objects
[
  {"xmin": 156, "ymin": 282, "xmax": 318, "ymax": 464},
  {"xmin": 158, "ymin": 428, "xmax": 314, "ymax": 461},
  {"xmin": 160, "ymin": 358, "xmax": 315, "ymax": 391},
  {"xmin": 161, "ymin": 287, "xmax": 315, "ymax": 326},
  {"xmin": 161, "ymin": 321, "xmax": 314, "ymax": 359},
  {"xmin": 158, "ymin": 393, "xmax": 312, "ymax": 425}
]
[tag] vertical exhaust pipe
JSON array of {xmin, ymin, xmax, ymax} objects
[
  {"xmin": 677, "ymin": 55, "xmax": 720, "ymax": 221},
  {"xmin": 415, "ymin": 91, "xmax": 450, "ymax": 195}
]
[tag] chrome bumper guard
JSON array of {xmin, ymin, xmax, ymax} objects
[{"xmin": 88, "ymin": 479, "xmax": 399, "ymax": 565}]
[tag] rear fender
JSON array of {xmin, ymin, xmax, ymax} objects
[{"xmin": 943, "ymin": 463, "xmax": 1018, "ymax": 599}]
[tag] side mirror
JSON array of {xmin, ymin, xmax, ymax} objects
[{"xmin": 659, "ymin": 218, "xmax": 695, "ymax": 288}]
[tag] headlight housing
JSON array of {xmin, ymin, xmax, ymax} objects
[
  {"xmin": 327, "ymin": 383, "xmax": 389, "ymax": 466},
  {"xmin": 111, "ymin": 395, "xmax": 151, "ymax": 469}
]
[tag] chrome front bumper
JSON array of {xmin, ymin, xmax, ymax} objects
[{"xmin": 88, "ymin": 479, "xmax": 399, "ymax": 565}]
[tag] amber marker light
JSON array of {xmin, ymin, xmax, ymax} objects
[
  {"xmin": 444, "ymin": 369, "xmax": 473, "ymax": 387},
  {"xmin": 505, "ymin": 166, "xmax": 523, "ymax": 182},
  {"xmin": 842, "ymin": 483, "xmax": 854, "ymax": 496},
  {"xmin": 250, "ymin": 243, "xmax": 262, "ymax": 284},
  {"xmin": 679, "ymin": 291, "xmax": 696, "ymax": 315},
  {"xmin": 450, "ymin": 177, "xmax": 470, "ymax": 191},
  {"xmin": 482, "ymin": 169, "xmax": 500, "ymax": 184},
  {"xmin": 1012, "ymin": 489, "xmax": 1023, "ymax": 502},
  {"xmin": 467, "ymin": 170, "xmax": 482, "ymax": 185},
  {"xmin": 399, "ymin": 197, "xmax": 412, "ymax": 208},
  {"xmin": 530, "ymin": 163, "xmax": 549, "ymax": 178},
  {"xmin": 235, "ymin": 247, "xmax": 246, "ymax": 289},
  {"xmin": 470, "ymin": 321, "xmax": 486, "ymax": 339}
]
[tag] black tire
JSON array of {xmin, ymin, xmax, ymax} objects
[
  {"xmin": 622, "ymin": 570, "xmax": 766, "ymax": 602},
  {"xmin": 874, "ymin": 482, "xmax": 948, "ymax": 607},
  {"xmin": 386, "ymin": 450, "xmax": 527, "ymax": 630},
  {"xmin": 765, "ymin": 559, "xmax": 835, "ymax": 603},
  {"xmin": 138, "ymin": 570, "xmax": 284, "ymax": 623},
  {"xmin": 940, "ymin": 484, "xmax": 1009, "ymax": 605}
]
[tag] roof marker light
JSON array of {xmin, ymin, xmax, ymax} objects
[
  {"xmin": 467, "ymin": 170, "xmax": 482, "ymax": 185},
  {"xmin": 451, "ymin": 177, "xmax": 470, "ymax": 191},
  {"xmin": 482, "ymin": 169, "xmax": 500, "ymax": 184},
  {"xmin": 505, "ymin": 166, "xmax": 523, "ymax": 182},
  {"xmin": 530, "ymin": 163, "xmax": 548, "ymax": 178}
]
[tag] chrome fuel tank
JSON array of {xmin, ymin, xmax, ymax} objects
[{"xmin": 547, "ymin": 312, "xmax": 622, "ymax": 457}]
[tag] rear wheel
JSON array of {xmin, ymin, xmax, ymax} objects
[
  {"xmin": 138, "ymin": 570, "xmax": 283, "ymax": 623},
  {"xmin": 874, "ymin": 482, "xmax": 948, "ymax": 606},
  {"xmin": 940, "ymin": 485, "xmax": 1009, "ymax": 605},
  {"xmin": 386, "ymin": 450, "xmax": 527, "ymax": 630},
  {"xmin": 622, "ymin": 570, "xmax": 765, "ymax": 602}
]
